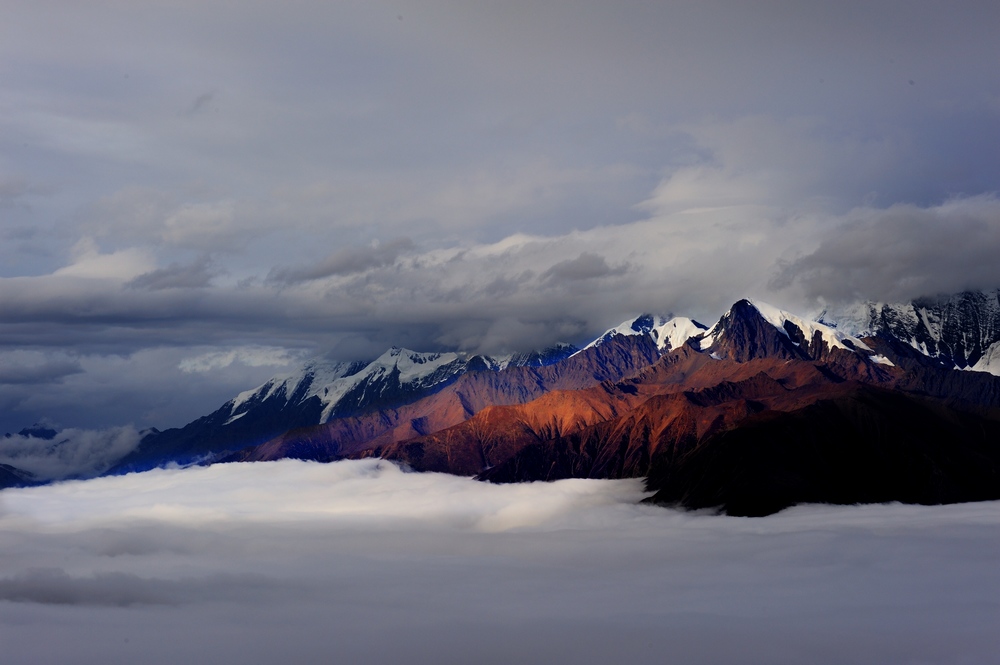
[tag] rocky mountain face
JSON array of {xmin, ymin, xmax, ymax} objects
[
  {"xmin": 0, "ymin": 463, "xmax": 37, "ymax": 490},
  {"xmin": 821, "ymin": 290, "xmax": 1000, "ymax": 374}
]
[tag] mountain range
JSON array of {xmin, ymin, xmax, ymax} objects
[
  {"xmin": 5, "ymin": 290, "xmax": 1000, "ymax": 515},
  {"xmin": 107, "ymin": 344, "xmax": 579, "ymax": 473}
]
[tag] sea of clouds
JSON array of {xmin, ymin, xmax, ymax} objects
[{"xmin": 1, "ymin": 458, "xmax": 998, "ymax": 665}]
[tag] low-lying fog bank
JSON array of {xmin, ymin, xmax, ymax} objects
[{"xmin": 1, "ymin": 459, "xmax": 997, "ymax": 665}]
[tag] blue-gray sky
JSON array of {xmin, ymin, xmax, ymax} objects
[{"xmin": 2, "ymin": 0, "xmax": 1000, "ymax": 432}]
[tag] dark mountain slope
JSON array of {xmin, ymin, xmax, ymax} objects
[
  {"xmin": 645, "ymin": 386, "xmax": 1000, "ymax": 516},
  {"xmin": 0, "ymin": 463, "xmax": 37, "ymax": 490}
]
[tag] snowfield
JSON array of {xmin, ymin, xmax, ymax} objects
[{"xmin": 1, "ymin": 459, "xmax": 998, "ymax": 665}]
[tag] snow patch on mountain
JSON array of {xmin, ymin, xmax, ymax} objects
[
  {"xmin": 819, "ymin": 301, "xmax": 917, "ymax": 341},
  {"xmin": 374, "ymin": 348, "xmax": 462, "ymax": 385},
  {"xmin": 486, "ymin": 343, "xmax": 578, "ymax": 371},
  {"xmin": 225, "ymin": 350, "xmax": 466, "ymax": 425},
  {"xmin": 223, "ymin": 411, "xmax": 248, "ymax": 426},
  {"xmin": 579, "ymin": 314, "xmax": 706, "ymax": 354},
  {"xmin": 223, "ymin": 343, "xmax": 578, "ymax": 427},
  {"xmin": 749, "ymin": 299, "xmax": 873, "ymax": 352},
  {"xmin": 969, "ymin": 340, "xmax": 1000, "ymax": 376},
  {"xmin": 651, "ymin": 317, "xmax": 709, "ymax": 351},
  {"xmin": 228, "ymin": 359, "xmax": 364, "ymax": 415}
]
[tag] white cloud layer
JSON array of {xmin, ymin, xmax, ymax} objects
[{"xmin": 0, "ymin": 459, "xmax": 998, "ymax": 664}]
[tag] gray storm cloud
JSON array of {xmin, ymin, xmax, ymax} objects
[
  {"xmin": 773, "ymin": 195, "xmax": 1000, "ymax": 304},
  {"xmin": 127, "ymin": 255, "xmax": 220, "ymax": 290},
  {"xmin": 266, "ymin": 238, "xmax": 416, "ymax": 285},
  {"xmin": 0, "ymin": 352, "xmax": 83, "ymax": 385},
  {"xmin": 0, "ymin": 460, "xmax": 997, "ymax": 664},
  {"xmin": 541, "ymin": 252, "xmax": 629, "ymax": 283}
]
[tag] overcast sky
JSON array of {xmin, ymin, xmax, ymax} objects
[{"xmin": 2, "ymin": 1, "xmax": 1000, "ymax": 432}]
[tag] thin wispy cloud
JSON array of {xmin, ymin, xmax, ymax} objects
[{"xmin": 0, "ymin": 425, "xmax": 141, "ymax": 480}]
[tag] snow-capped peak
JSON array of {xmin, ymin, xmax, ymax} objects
[
  {"xmin": 367, "ymin": 347, "xmax": 463, "ymax": 384},
  {"xmin": 578, "ymin": 314, "xmax": 667, "ymax": 353},
  {"xmin": 747, "ymin": 299, "xmax": 873, "ymax": 352},
  {"xmin": 699, "ymin": 298, "xmax": 873, "ymax": 355},
  {"xmin": 226, "ymin": 348, "xmax": 469, "ymax": 424},
  {"xmin": 228, "ymin": 359, "xmax": 364, "ymax": 415}
]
